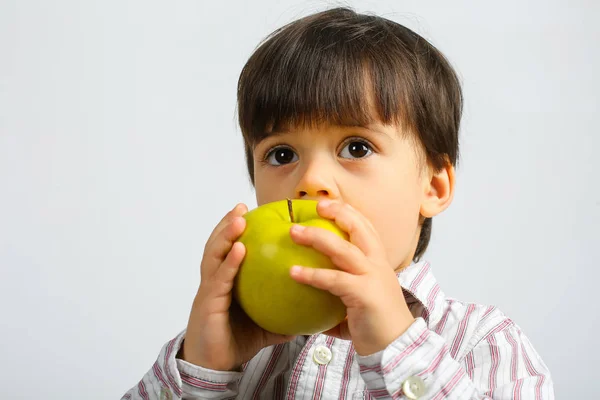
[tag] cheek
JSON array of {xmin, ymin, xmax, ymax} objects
[
  {"xmin": 255, "ymin": 179, "xmax": 276, "ymax": 206},
  {"xmin": 356, "ymin": 166, "xmax": 422, "ymax": 224},
  {"xmin": 254, "ymin": 169, "xmax": 293, "ymax": 206},
  {"xmin": 369, "ymin": 195, "xmax": 421, "ymax": 239},
  {"xmin": 352, "ymin": 172, "xmax": 423, "ymax": 263},
  {"xmin": 370, "ymin": 198, "xmax": 422, "ymax": 266},
  {"xmin": 253, "ymin": 169, "xmax": 273, "ymax": 205}
]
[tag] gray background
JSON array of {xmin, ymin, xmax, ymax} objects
[{"xmin": 1, "ymin": 0, "xmax": 598, "ymax": 398}]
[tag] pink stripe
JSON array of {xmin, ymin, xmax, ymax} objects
[
  {"xmin": 423, "ymin": 282, "xmax": 440, "ymax": 322},
  {"xmin": 367, "ymin": 388, "xmax": 388, "ymax": 397},
  {"xmin": 481, "ymin": 305, "xmax": 496, "ymax": 321},
  {"xmin": 431, "ymin": 367, "xmax": 466, "ymax": 400},
  {"xmin": 338, "ymin": 345, "xmax": 356, "ymax": 400},
  {"xmin": 181, "ymin": 373, "xmax": 228, "ymax": 391},
  {"xmin": 536, "ymin": 376, "xmax": 545, "ymax": 400},
  {"xmin": 504, "ymin": 330, "xmax": 519, "ymax": 383},
  {"xmin": 287, "ymin": 335, "xmax": 317, "ymax": 400},
  {"xmin": 487, "ymin": 319, "xmax": 514, "ymax": 336},
  {"xmin": 422, "ymin": 308, "xmax": 430, "ymax": 322},
  {"xmin": 252, "ymin": 344, "xmax": 285, "ymax": 399},
  {"xmin": 464, "ymin": 351, "xmax": 475, "ymax": 380},
  {"xmin": 312, "ymin": 365, "xmax": 327, "ymax": 399},
  {"xmin": 521, "ymin": 336, "xmax": 544, "ymax": 400},
  {"xmin": 123, "ymin": 394, "xmax": 131, "ymax": 400},
  {"xmin": 426, "ymin": 283, "xmax": 441, "ymax": 311},
  {"xmin": 514, "ymin": 379, "xmax": 524, "ymax": 400},
  {"xmin": 392, "ymin": 387, "xmax": 404, "ymax": 399},
  {"xmin": 487, "ymin": 335, "xmax": 500, "ymax": 393},
  {"xmin": 152, "ymin": 362, "xmax": 172, "ymax": 392},
  {"xmin": 418, "ymin": 345, "xmax": 449, "ymax": 377},
  {"xmin": 421, "ymin": 282, "xmax": 441, "ymax": 323},
  {"xmin": 165, "ymin": 337, "xmax": 183, "ymax": 397},
  {"xmin": 137, "ymin": 380, "xmax": 149, "ymax": 400},
  {"xmin": 312, "ymin": 337, "xmax": 335, "ymax": 400},
  {"xmin": 450, "ymin": 304, "xmax": 476, "ymax": 358},
  {"xmin": 274, "ymin": 373, "xmax": 285, "ymax": 400},
  {"xmin": 409, "ymin": 262, "xmax": 430, "ymax": 293},
  {"xmin": 359, "ymin": 329, "xmax": 430, "ymax": 375},
  {"xmin": 434, "ymin": 299, "xmax": 454, "ymax": 335},
  {"xmin": 382, "ymin": 329, "xmax": 430, "ymax": 374}
]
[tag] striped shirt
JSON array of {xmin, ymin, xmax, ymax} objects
[{"xmin": 121, "ymin": 260, "xmax": 554, "ymax": 399}]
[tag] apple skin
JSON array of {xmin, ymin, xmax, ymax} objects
[{"xmin": 233, "ymin": 199, "xmax": 348, "ymax": 335}]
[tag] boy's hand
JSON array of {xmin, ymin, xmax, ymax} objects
[
  {"xmin": 289, "ymin": 200, "xmax": 415, "ymax": 356},
  {"xmin": 179, "ymin": 203, "xmax": 296, "ymax": 371}
]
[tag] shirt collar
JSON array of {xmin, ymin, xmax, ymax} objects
[{"xmin": 396, "ymin": 260, "xmax": 446, "ymax": 326}]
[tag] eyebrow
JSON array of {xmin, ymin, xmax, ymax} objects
[
  {"xmin": 268, "ymin": 123, "xmax": 390, "ymax": 137},
  {"xmin": 254, "ymin": 123, "xmax": 394, "ymax": 151}
]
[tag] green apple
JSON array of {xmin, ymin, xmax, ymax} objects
[{"xmin": 233, "ymin": 199, "xmax": 348, "ymax": 335}]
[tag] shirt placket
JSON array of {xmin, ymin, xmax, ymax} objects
[{"xmin": 286, "ymin": 334, "xmax": 354, "ymax": 400}]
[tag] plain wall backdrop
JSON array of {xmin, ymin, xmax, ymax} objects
[{"xmin": 1, "ymin": 0, "xmax": 598, "ymax": 398}]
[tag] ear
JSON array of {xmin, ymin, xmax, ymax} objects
[{"xmin": 420, "ymin": 161, "xmax": 455, "ymax": 218}]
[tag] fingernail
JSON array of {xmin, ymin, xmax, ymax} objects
[
  {"xmin": 290, "ymin": 266, "xmax": 303, "ymax": 276},
  {"xmin": 291, "ymin": 224, "xmax": 305, "ymax": 233},
  {"xmin": 319, "ymin": 200, "xmax": 331, "ymax": 208}
]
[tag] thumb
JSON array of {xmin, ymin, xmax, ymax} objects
[{"xmin": 264, "ymin": 331, "xmax": 297, "ymax": 346}]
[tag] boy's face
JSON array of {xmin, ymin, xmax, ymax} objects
[{"xmin": 252, "ymin": 121, "xmax": 453, "ymax": 271}]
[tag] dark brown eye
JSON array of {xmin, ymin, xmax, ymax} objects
[
  {"xmin": 266, "ymin": 147, "xmax": 298, "ymax": 165},
  {"xmin": 340, "ymin": 141, "xmax": 373, "ymax": 159}
]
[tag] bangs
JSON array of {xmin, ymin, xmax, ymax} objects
[{"xmin": 237, "ymin": 11, "xmax": 416, "ymax": 146}]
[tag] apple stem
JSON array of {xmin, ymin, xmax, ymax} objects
[{"xmin": 287, "ymin": 198, "xmax": 295, "ymax": 223}]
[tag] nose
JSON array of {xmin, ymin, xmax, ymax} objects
[{"xmin": 294, "ymin": 157, "xmax": 338, "ymax": 200}]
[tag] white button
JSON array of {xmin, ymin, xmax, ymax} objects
[
  {"xmin": 402, "ymin": 376, "xmax": 426, "ymax": 399},
  {"xmin": 160, "ymin": 387, "xmax": 172, "ymax": 400},
  {"xmin": 312, "ymin": 345, "xmax": 333, "ymax": 365}
]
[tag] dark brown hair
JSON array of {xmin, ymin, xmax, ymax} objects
[{"xmin": 237, "ymin": 7, "xmax": 462, "ymax": 261}]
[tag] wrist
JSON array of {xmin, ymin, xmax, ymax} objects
[
  {"xmin": 355, "ymin": 309, "xmax": 416, "ymax": 356},
  {"xmin": 178, "ymin": 339, "xmax": 241, "ymax": 372}
]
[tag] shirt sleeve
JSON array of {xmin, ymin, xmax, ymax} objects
[
  {"xmin": 119, "ymin": 329, "xmax": 244, "ymax": 400},
  {"xmin": 355, "ymin": 318, "xmax": 554, "ymax": 399}
]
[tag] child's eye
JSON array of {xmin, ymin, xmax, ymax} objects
[
  {"xmin": 265, "ymin": 146, "xmax": 299, "ymax": 166},
  {"xmin": 339, "ymin": 140, "xmax": 373, "ymax": 159}
]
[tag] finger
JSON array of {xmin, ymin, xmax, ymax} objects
[
  {"xmin": 213, "ymin": 217, "xmax": 247, "ymax": 260},
  {"xmin": 230, "ymin": 300, "xmax": 297, "ymax": 346},
  {"xmin": 316, "ymin": 200, "xmax": 382, "ymax": 258},
  {"xmin": 289, "ymin": 265, "xmax": 357, "ymax": 299},
  {"xmin": 204, "ymin": 203, "xmax": 248, "ymax": 252},
  {"xmin": 198, "ymin": 243, "xmax": 245, "ymax": 312},
  {"xmin": 202, "ymin": 217, "xmax": 246, "ymax": 277},
  {"xmin": 290, "ymin": 224, "xmax": 368, "ymax": 275},
  {"xmin": 212, "ymin": 241, "xmax": 246, "ymax": 293},
  {"xmin": 322, "ymin": 318, "xmax": 351, "ymax": 341}
]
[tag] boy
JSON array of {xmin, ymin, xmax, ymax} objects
[{"xmin": 122, "ymin": 7, "xmax": 553, "ymax": 399}]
